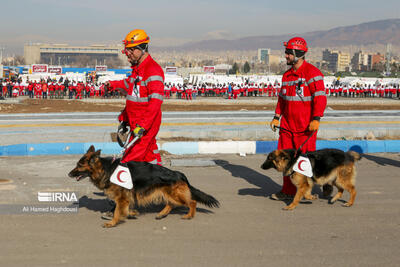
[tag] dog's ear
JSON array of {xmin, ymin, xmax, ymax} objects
[
  {"xmin": 87, "ymin": 145, "xmax": 95, "ymax": 153},
  {"xmin": 95, "ymin": 149, "xmax": 101, "ymax": 156}
]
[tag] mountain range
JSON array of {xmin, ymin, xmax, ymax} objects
[{"xmin": 155, "ymin": 18, "xmax": 400, "ymax": 51}]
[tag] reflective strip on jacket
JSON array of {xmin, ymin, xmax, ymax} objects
[
  {"xmin": 109, "ymin": 55, "xmax": 165, "ymax": 131},
  {"xmin": 275, "ymin": 61, "xmax": 327, "ymax": 133}
]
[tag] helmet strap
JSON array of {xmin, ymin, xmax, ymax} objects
[
  {"xmin": 292, "ymin": 49, "xmax": 305, "ymax": 64},
  {"xmin": 131, "ymin": 44, "xmax": 148, "ymax": 66},
  {"xmin": 136, "ymin": 49, "xmax": 145, "ymax": 65}
]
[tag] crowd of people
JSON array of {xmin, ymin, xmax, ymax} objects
[
  {"xmin": 163, "ymin": 82, "xmax": 281, "ymax": 100},
  {"xmin": 324, "ymin": 83, "xmax": 400, "ymax": 98},
  {"xmin": 0, "ymin": 77, "xmax": 119, "ymax": 99},
  {"xmin": 1, "ymin": 77, "xmax": 399, "ymax": 100}
]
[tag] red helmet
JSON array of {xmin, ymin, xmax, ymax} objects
[{"xmin": 284, "ymin": 37, "xmax": 308, "ymax": 52}]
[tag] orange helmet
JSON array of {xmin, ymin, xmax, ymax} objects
[{"xmin": 123, "ymin": 29, "xmax": 150, "ymax": 49}]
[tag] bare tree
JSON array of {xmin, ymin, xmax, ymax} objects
[
  {"xmin": 73, "ymin": 55, "xmax": 92, "ymax": 67},
  {"xmin": 372, "ymin": 62, "xmax": 385, "ymax": 72},
  {"xmin": 106, "ymin": 57, "xmax": 123, "ymax": 68},
  {"xmin": 14, "ymin": 56, "xmax": 25, "ymax": 65}
]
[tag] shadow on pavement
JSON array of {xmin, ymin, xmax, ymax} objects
[
  {"xmin": 214, "ymin": 159, "xmax": 325, "ymax": 201},
  {"xmin": 79, "ymin": 195, "xmax": 214, "ymax": 215},
  {"xmin": 362, "ymin": 154, "xmax": 400, "ymax": 168},
  {"xmin": 137, "ymin": 205, "xmax": 214, "ymax": 216},
  {"xmin": 214, "ymin": 159, "xmax": 281, "ymax": 197},
  {"xmin": 349, "ymin": 145, "xmax": 400, "ymax": 168},
  {"xmin": 79, "ymin": 195, "xmax": 113, "ymax": 213}
]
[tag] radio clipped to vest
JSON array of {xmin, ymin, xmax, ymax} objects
[{"xmin": 132, "ymin": 77, "xmax": 140, "ymax": 97}]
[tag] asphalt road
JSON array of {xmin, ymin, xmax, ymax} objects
[
  {"xmin": 1, "ymin": 110, "xmax": 400, "ymax": 145},
  {"xmin": 0, "ymin": 153, "xmax": 399, "ymax": 266},
  {"xmin": 2, "ymin": 110, "xmax": 400, "ymax": 121}
]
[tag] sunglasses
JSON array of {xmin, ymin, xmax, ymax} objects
[
  {"xmin": 285, "ymin": 49, "xmax": 294, "ymax": 55},
  {"xmin": 121, "ymin": 48, "xmax": 136, "ymax": 55}
]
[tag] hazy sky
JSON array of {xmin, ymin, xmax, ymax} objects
[{"xmin": 1, "ymin": 0, "xmax": 399, "ymax": 54}]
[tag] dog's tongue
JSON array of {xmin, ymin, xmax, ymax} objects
[{"xmin": 76, "ymin": 175, "xmax": 83, "ymax": 181}]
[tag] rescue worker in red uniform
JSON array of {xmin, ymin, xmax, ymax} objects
[
  {"xmin": 108, "ymin": 29, "xmax": 164, "ymax": 165},
  {"xmin": 269, "ymin": 37, "xmax": 328, "ymax": 200}
]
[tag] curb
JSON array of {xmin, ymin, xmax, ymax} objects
[{"xmin": 1, "ymin": 140, "xmax": 400, "ymax": 157}]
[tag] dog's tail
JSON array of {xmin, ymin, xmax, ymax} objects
[
  {"xmin": 189, "ymin": 185, "xmax": 220, "ymax": 208},
  {"xmin": 347, "ymin": 150, "xmax": 361, "ymax": 161}
]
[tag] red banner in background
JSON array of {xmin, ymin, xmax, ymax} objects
[
  {"xmin": 165, "ymin": 66, "xmax": 178, "ymax": 75},
  {"xmin": 203, "ymin": 66, "xmax": 215, "ymax": 73},
  {"xmin": 48, "ymin": 66, "xmax": 62, "ymax": 74},
  {"xmin": 32, "ymin": 64, "xmax": 48, "ymax": 73},
  {"xmin": 95, "ymin": 65, "xmax": 107, "ymax": 72}
]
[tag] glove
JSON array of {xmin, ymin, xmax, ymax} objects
[
  {"xmin": 116, "ymin": 121, "xmax": 129, "ymax": 147},
  {"xmin": 133, "ymin": 125, "xmax": 145, "ymax": 138},
  {"xmin": 270, "ymin": 118, "xmax": 280, "ymax": 132},
  {"xmin": 118, "ymin": 121, "xmax": 129, "ymax": 134},
  {"xmin": 309, "ymin": 120, "xmax": 320, "ymax": 131}
]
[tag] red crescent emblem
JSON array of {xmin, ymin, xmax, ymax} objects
[
  {"xmin": 117, "ymin": 170, "xmax": 126, "ymax": 183},
  {"xmin": 298, "ymin": 160, "xmax": 306, "ymax": 171}
]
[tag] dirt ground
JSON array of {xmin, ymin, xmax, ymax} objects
[{"xmin": 1, "ymin": 97, "xmax": 400, "ymax": 113}]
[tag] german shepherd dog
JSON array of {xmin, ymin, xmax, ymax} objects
[
  {"xmin": 261, "ymin": 148, "xmax": 361, "ymax": 210},
  {"xmin": 68, "ymin": 146, "xmax": 219, "ymax": 227}
]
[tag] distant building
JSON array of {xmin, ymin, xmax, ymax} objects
[
  {"xmin": 265, "ymin": 54, "xmax": 280, "ymax": 66},
  {"xmin": 257, "ymin": 48, "xmax": 270, "ymax": 63},
  {"xmin": 370, "ymin": 53, "xmax": 385, "ymax": 70},
  {"xmin": 24, "ymin": 43, "xmax": 127, "ymax": 66},
  {"xmin": 351, "ymin": 51, "xmax": 369, "ymax": 71},
  {"xmin": 322, "ymin": 49, "xmax": 350, "ymax": 72},
  {"xmin": 351, "ymin": 51, "xmax": 385, "ymax": 71},
  {"xmin": 337, "ymin": 52, "xmax": 350, "ymax": 72},
  {"xmin": 322, "ymin": 49, "xmax": 331, "ymax": 62}
]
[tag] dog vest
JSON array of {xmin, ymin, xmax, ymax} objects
[
  {"xmin": 110, "ymin": 164, "xmax": 133, "ymax": 189},
  {"xmin": 293, "ymin": 155, "xmax": 313, "ymax": 177}
]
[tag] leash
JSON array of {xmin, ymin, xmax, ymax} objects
[
  {"xmin": 119, "ymin": 133, "xmax": 139, "ymax": 157},
  {"xmin": 124, "ymin": 134, "xmax": 139, "ymax": 151},
  {"xmin": 275, "ymin": 126, "xmax": 316, "ymax": 157},
  {"xmin": 113, "ymin": 129, "xmax": 140, "ymax": 162},
  {"xmin": 275, "ymin": 125, "xmax": 308, "ymax": 135},
  {"xmin": 296, "ymin": 130, "xmax": 316, "ymax": 155}
]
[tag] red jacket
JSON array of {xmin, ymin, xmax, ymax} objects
[
  {"xmin": 34, "ymin": 83, "xmax": 42, "ymax": 92},
  {"xmin": 76, "ymin": 83, "xmax": 83, "ymax": 93},
  {"xmin": 110, "ymin": 55, "xmax": 164, "ymax": 131},
  {"xmin": 42, "ymin": 83, "xmax": 48, "ymax": 92},
  {"xmin": 275, "ymin": 61, "xmax": 327, "ymax": 133}
]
